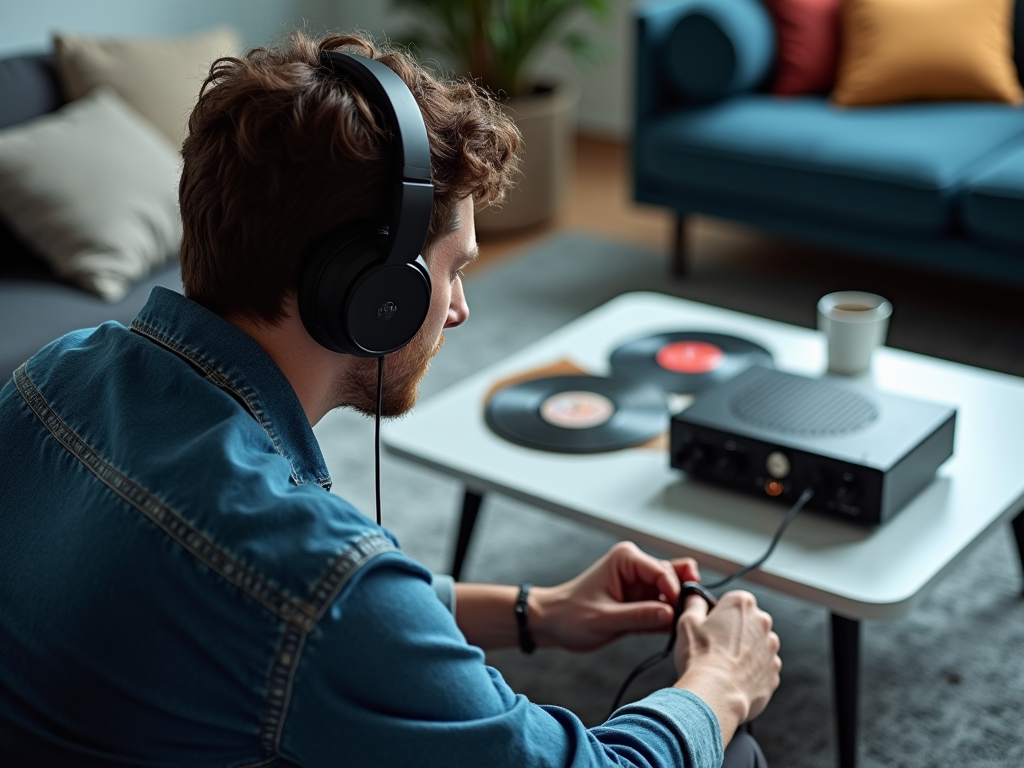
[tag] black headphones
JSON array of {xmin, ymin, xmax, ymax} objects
[{"xmin": 298, "ymin": 51, "xmax": 434, "ymax": 357}]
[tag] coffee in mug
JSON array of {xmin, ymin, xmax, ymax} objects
[{"xmin": 817, "ymin": 291, "xmax": 892, "ymax": 375}]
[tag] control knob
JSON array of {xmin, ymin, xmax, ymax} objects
[{"xmin": 835, "ymin": 472, "xmax": 861, "ymax": 505}]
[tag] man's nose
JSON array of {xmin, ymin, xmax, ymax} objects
[{"xmin": 445, "ymin": 282, "xmax": 469, "ymax": 329}]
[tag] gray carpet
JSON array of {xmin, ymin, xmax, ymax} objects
[{"xmin": 313, "ymin": 230, "xmax": 1024, "ymax": 768}]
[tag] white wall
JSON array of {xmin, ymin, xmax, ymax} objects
[
  {"xmin": 532, "ymin": 0, "xmax": 635, "ymax": 137},
  {"xmin": 0, "ymin": 0, "xmax": 638, "ymax": 137},
  {"xmin": 334, "ymin": 0, "xmax": 636, "ymax": 138},
  {"xmin": 0, "ymin": 0, "xmax": 337, "ymax": 55}
]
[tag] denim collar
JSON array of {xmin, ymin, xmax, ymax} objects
[{"xmin": 130, "ymin": 287, "xmax": 332, "ymax": 490}]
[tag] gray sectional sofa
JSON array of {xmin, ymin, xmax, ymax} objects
[{"xmin": 0, "ymin": 53, "xmax": 182, "ymax": 381}]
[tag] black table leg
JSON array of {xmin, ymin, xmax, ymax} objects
[
  {"xmin": 451, "ymin": 489, "xmax": 484, "ymax": 581},
  {"xmin": 672, "ymin": 214, "xmax": 689, "ymax": 278},
  {"xmin": 831, "ymin": 614, "xmax": 860, "ymax": 768},
  {"xmin": 1012, "ymin": 510, "xmax": 1024, "ymax": 596}
]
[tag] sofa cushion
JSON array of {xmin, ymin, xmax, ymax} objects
[
  {"xmin": 639, "ymin": 95, "xmax": 1024, "ymax": 234},
  {"xmin": 0, "ymin": 87, "xmax": 182, "ymax": 302},
  {"xmin": 0, "ymin": 260, "xmax": 182, "ymax": 382},
  {"xmin": 54, "ymin": 27, "xmax": 240, "ymax": 150},
  {"xmin": 832, "ymin": 0, "xmax": 1023, "ymax": 107},
  {"xmin": 1017, "ymin": 0, "xmax": 1024, "ymax": 82},
  {"xmin": 0, "ymin": 54, "xmax": 64, "ymax": 131},
  {"xmin": 663, "ymin": 0, "xmax": 775, "ymax": 101},
  {"xmin": 764, "ymin": 0, "xmax": 842, "ymax": 96},
  {"xmin": 0, "ymin": 54, "xmax": 65, "ymax": 275},
  {"xmin": 961, "ymin": 141, "xmax": 1024, "ymax": 249}
]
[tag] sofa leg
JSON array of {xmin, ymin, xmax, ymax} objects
[{"xmin": 672, "ymin": 215, "xmax": 688, "ymax": 278}]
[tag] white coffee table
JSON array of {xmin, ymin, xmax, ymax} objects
[{"xmin": 382, "ymin": 292, "xmax": 1024, "ymax": 768}]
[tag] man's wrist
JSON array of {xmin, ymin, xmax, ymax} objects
[
  {"xmin": 674, "ymin": 663, "xmax": 749, "ymax": 742},
  {"xmin": 522, "ymin": 585, "xmax": 559, "ymax": 649}
]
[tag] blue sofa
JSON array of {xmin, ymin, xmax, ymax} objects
[{"xmin": 633, "ymin": 0, "xmax": 1024, "ymax": 282}]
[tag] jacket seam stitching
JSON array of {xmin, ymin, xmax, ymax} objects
[
  {"xmin": 130, "ymin": 320, "xmax": 322, "ymax": 487},
  {"xmin": 12, "ymin": 363, "xmax": 318, "ymax": 633},
  {"xmin": 307, "ymin": 533, "xmax": 398, "ymax": 617},
  {"xmin": 130, "ymin": 322, "xmax": 332, "ymax": 489},
  {"xmin": 130, "ymin": 320, "xmax": 265, "ymax": 427},
  {"xmin": 15, "ymin": 361, "xmax": 399, "ymax": 761},
  {"xmin": 129, "ymin": 327, "xmax": 261, "ymax": 423},
  {"xmin": 260, "ymin": 624, "xmax": 307, "ymax": 756},
  {"xmin": 259, "ymin": 538, "xmax": 397, "ymax": 755}
]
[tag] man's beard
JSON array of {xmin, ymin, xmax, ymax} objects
[{"xmin": 334, "ymin": 330, "xmax": 445, "ymax": 418}]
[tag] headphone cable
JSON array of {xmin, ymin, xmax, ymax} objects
[
  {"xmin": 607, "ymin": 486, "xmax": 815, "ymax": 717},
  {"xmin": 375, "ymin": 355, "xmax": 385, "ymax": 527},
  {"xmin": 702, "ymin": 486, "xmax": 814, "ymax": 591}
]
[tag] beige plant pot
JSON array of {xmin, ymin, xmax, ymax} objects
[{"xmin": 476, "ymin": 82, "xmax": 580, "ymax": 233}]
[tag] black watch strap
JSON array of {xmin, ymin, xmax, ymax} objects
[{"xmin": 515, "ymin": 582, "xmax": 536, "ymax": 654}]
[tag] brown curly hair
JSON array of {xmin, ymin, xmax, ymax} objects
[{"xmin": 179, "ymin": 31, "xmax": 520, "ymax": 323}]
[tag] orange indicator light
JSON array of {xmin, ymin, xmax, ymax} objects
[{"xmin": 765, "ymin": 481, "xmax": 784, "ymax": 497}]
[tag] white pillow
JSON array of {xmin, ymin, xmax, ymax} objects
[
  {"xmin": 54, "ymin": 27, "xmax": 241, "ymax": 150},
  {"xmin": 0, "ymin": 87, "xmax": 182, "ymax": 302}
]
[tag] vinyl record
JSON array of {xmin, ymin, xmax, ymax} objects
[
  {"xmin": 610, "ymin": 332, "xmax": 774, "ymax": 394},
  {"xmin": 485, "ymin": 375, "xmax": 668, "ymax": 453}
]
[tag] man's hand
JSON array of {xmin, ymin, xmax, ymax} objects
[
  {"xmin": 673, "ymin": 591, "xmax": 781, "ymax": 742},
  {"xmin": 530, "ymin": 542, "xmax": 700, "ymax": 652}
]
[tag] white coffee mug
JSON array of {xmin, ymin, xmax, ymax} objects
[{"xmin": 817, "ymin": 291, "xmax": 892, "ymax": 376}]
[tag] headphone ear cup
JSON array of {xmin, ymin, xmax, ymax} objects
[
  {"xmin": 298, "ymin": 229, "xmax": 390, "ymax": 354},
  {"xmin": 345, "ymin": 257, "xmax": 431, "ymax": 355},
  {"xmin": 299, "ymin": 229, "xmax": 432, "ymax": 356}
]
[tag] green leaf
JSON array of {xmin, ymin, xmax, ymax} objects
[
  {"xmin": 390, "ymin": 0, "xmax": 610, "ymax": 94},
  {"xmin": 560, "ymin": 30, "xmax": 608, "ymax": 68}
]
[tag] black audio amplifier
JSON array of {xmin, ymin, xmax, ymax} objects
[{"xmin": 670, "ymin": 366, "xmax": 956, "ymax": 525}]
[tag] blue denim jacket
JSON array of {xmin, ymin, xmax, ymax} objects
[{"xmin": 0, "ymin": 287, "xmax": 723, "ymax": 768}]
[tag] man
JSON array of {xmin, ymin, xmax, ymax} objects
[{"xmin": 0, "ymin": 32, "xmax": 780, "ymax": 767}]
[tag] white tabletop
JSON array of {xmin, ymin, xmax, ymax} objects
[{"xmin": 383, "ymin": 293, "xmax": 1024, "ymax": 620}]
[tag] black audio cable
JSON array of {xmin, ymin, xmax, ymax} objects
[
  {"xmin": 608, "ymin": 486, "xmax": 815, "ymax": 717},
  {"xmin": 375, "ymin": 355, "xmax": 385, "ymax": 527},
  {"xmin": 701, "ymin": 486, "xmax": 815, "ymax": 591}
]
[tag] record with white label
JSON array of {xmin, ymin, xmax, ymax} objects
[
  {"xmin": 610, "ymin": 332, "xmax": 773, "ymax": 394},
  {"xmin": 485, "ymin": 375, "xmax": 668, "ymax": 453}
]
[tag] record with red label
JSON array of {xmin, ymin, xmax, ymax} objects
[
  {"xmin": 485, "ymin": 375, "xmax": 668, "ymax": 453},
  {"xmin": 610, "ymin": 332, "xmax": 774, "ymax": 394}
]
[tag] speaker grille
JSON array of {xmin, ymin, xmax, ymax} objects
[{"xmin": 729, "ymin": 372, "xmax": 878, "ymax": 436}]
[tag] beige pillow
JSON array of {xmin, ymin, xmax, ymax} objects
[
  {"xmin": 54, "ymin": 27, "xmax": 240, "ymax": 150},
  {"xmin": 832, "ymin": 0, "xmax": 1024, "ymax": 107},
  {"xmin": 0, "ymin": 87, "xmax": 182, "ymax": 302}
]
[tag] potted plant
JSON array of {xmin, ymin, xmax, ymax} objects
[{"xmin": 394, "ymin": 0, "xmax": 609, "ymax": 231}]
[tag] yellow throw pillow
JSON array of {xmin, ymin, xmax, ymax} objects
[
  {"xmin": 832, "ymin": 0, "xmax": 1023, "ymax": 107},
  {"xmin": 54, "ymin": 27, "xmax": 240, "ymax": 150}
]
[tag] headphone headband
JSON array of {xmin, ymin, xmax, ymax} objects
[
  {"xmin": 299, "ymin": 50, "xmax": 434, "ymax": 357},
  {"xmin": 320, "ymin": 51, "xmax": 434, "ymax": 266}
]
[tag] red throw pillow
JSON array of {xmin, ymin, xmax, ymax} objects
[{"xmin": 764, "ymin": 0, "xmax": 842, "ymax": 96}]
